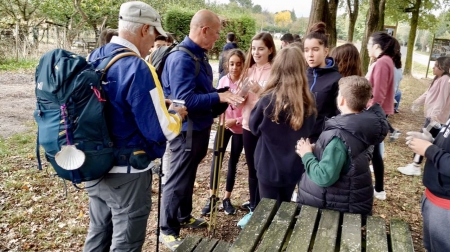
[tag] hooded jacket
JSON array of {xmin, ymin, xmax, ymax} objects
[
  {"xmin": 307, "ymin": 57, "xmax": 341, "ymax": 142},
  {"xmin": 297, "ymin": 104, "xmax": 388, "ymax": 215},
  {"xmin": 250, "ymin": 94, "xmax": 316, "ymax": 187},
  {"xmin": 423, "ymin": 119, "xmax": 450, "ymax": 200}
]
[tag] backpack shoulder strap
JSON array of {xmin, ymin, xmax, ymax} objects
[
  {"xmin": 95, "ymin": 48, "xmax": 140, "ymax": 79},
  {"xmin": 176, "ymin": 45, "xmax": 201, "ymax": 77}
]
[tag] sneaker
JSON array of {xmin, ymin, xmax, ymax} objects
[
  {"xmin": 397, "ymin": 163, "xmax": 421, "ymax": 176},
  {"xmin": 394, "ymin": 109, "xmax": 399, "ymax": 114},
  {"xmin": 201, "ymin": 196, "xmax": 219, "ymax": 216},
  {"xmin": 180, "ymin": 216, "xmax": 208, "ymax": 229},
  {"xmin": 374, "ymin": 189, "xmax": 386, "ymax": 200},
  {"xmin": 160, "ymin": 233, "xmax": 183, "ymax": 251},
  {"xmin": 369, "ymin": 165, "xmax": 374, "ymax": 173},
  {"xmin": 237, "ymin": 210, "xmax": 253, "ymax": 229},
  {"xmin": 240, "ymin": 200, "xmax": 250, "ymax": 211},
  {"xmin": 390, "ymin": 130, "xmax": 401, "ymax": 142},
  {"xmin": 223, "ymin": 198, "xmax": 236, "ymax": 215}
]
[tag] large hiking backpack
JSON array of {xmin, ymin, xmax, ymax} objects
[
  {"xmin": 150, "ymin": 43, "xmax": 201, "ymax": 82},
  {"xmin": 34, "ymin": 48, "xmax": 137, "ymax": 185}
]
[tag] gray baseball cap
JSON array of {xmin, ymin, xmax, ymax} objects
[{"xmin": 119, "ymin": 1, "xmax": 167, "ymax": 37}]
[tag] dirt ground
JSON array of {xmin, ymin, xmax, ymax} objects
[
  {"xmin": 0, "ymin": 71, "xmax": 36, "ymax": 138},
  {"xmin": 0, "ymin": 70, "xmax": 428, "ymax": 252}
]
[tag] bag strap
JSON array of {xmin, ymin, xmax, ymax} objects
[
  {"xmin": 185, "ymin": 117, "xmax": 194, "ymax": 152},
  {"xmin": 177, "ymin": 45, "xmax": 201, "ymax": 77}
]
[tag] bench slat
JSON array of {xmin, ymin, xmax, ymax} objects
[
  {"xmin": 366, "ymin": 216, "xmax": 388, "ymax": 252},
  {"xmin": 390, "ymin": 219, "xmax": 414, "ymax": 252},
  {"xmin": 193, "ymin": 238, "xmax": 218, "ymax": 252},
  {"xmin": 256, "ymin": 202, "xmax": 297, "ymax": 252},
  {"xmin": 340, "ymin": 213, "xmax": 361, "ymax": 252},
  {"xmin": 286, "ymin": 205, "xmax": 319, "ymax": 252},
  {"xmin": 229, "ymin": 198, "xmax": 278, "ymax": 252},
  {"xmin": 212, "ymin": 241, "xmax": 231, "ymax": 252},
  {"xmin": 312, "ymin": 209, "xmax": 340, "ymax": 252},
  {"xmin": 175, "ymin": 236, "xmax": 202, "ymax": 252}
]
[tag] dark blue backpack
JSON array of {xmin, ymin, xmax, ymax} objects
[{"xmin": 34, "ymin": 48, "xmax": 137, "ymax": 185}]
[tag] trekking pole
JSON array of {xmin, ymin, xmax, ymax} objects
[
  {"xmin": 208, "ymin": 112, "xmax": 226, "ymax": 238},
  {"xmin": 155, "ymin": 159, "xmax": 164, "ymax": 252}
]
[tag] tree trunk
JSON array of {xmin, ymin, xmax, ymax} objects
[
  {"xmin": 346, "ymin": 0, "xmax": 359, "ymax": 42},
  {"xmin": 307, "ymin": 0, "xmax": 339, "ymax": 49},
  {"xmin": 73, "ymin": 0, "xmax": 99, "ymax": 37},
  {"xmin": 360, "ymin": 0, "xmax": 381, "ymax": 74},
  {"xmin": 377, "ymin": 0, "xmax": 386, "ymax": 31},
  {"xmin": 328, "ymin": 0, "xmax": 339, "ymax": 49},
  {"xmin": 404, "ymin": 0, "xmax": 421, "ymax": 75}
]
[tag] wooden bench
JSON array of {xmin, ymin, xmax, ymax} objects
[{"xmin": 176, "ymin": 198, "xmax": 414, "ymax": 252}]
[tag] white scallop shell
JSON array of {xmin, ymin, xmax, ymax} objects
[{"xmin": 55, "ymin": 145, "xmax": 86, "ymax": 170}]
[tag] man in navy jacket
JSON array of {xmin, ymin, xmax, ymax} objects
[
  {"xmin": 159, "ymin": 9, "xmax": 243, "ymax": 251},
  {"xmin": 84, "ymin": 1, "xmax": 186, "ymax": 251}
]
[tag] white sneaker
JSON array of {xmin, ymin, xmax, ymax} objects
[
  {"xmin": 374, "ymin": 189, "xmax": 386, "ymax": 200},
  {"xmin": 369, "ymin": 165, "xmax": 374, "ymax": 173},
  {"xmin": 397, "ymin": 163, "xmax": 421, "ymax": 176}
]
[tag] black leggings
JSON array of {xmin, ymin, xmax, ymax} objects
[
  {"xmin": 209, "ymin": 129, "xmax": 243, "ymax": 192},
  {"xmin": 243, "ymin": 129, "xmax": 260, "ymax": 210},
  {"xmin": 258, "ymin": 180, "xmax": 296, "ymax": 208},
  {"xmin": 372, "ymin": 143, "xmax": 384, "ymax": 192}
]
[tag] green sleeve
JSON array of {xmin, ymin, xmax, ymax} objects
[{"xmin": 301, "ymin": 137, "xmax": 348, "ymax": 187}]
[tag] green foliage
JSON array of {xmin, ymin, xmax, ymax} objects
[
  {"xmin": 0, "ymin": 58, "xmax": 38, "ymax": 71},
  {"xmin": 163, "ymin": 6, "xmax": 256, "ymax": 58}
]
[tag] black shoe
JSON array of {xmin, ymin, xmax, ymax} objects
[
  {"xmin": 394, "ymin": 109, "xmax": 399, "ymax": 113},
  {"xmin": 223, "ymin": 198, "xmax": 236, "ymax": 215},
  {"xmin": 201, "ymin": 196, "xmax": 219, "ymax": 216}
]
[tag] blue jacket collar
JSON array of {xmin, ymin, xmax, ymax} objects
[{"xmin": 180, "ymin": 36, "xmax": 207, "ymax": 55}]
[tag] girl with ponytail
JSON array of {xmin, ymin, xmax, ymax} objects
[{"xmin": 303, "ymin": 22, "xmax": 341, "ymax": 143}]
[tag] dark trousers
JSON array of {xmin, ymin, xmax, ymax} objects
[
  {"xmin": 372, "ymin": 143, "xmax": 384, "ymax": 192},
  {"xmin": 414, "ymin": 118, "xmax": 441, "ymax": 164},
  {"xmin": 243, "ymin": 129, "xmax": 260, "ymax": 210},
  {"xmin": 160, "ymin": 128, "xmax": 210, "ymax": 236},
  {"xmin": 210, "ymin": 129, "xmax": 243, "ymax": 192},
  {"xmin": 259, "ymin": 180, "xmax": 296, "ymax": 208}
]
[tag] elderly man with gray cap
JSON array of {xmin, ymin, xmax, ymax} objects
[{"xmin": 84, "ymin": 1, "xmax": 187, "ymax": 251}]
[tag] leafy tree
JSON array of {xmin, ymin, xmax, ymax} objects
[
  {"xmin": 290, "ymin": 9, "xmax": 297, "ymax": 22},
  {"xmin": 230, "ymin": 0, "xmax": 253, "ymax": 9},
  {"xmin": 345, "ymin": 0, "xmax": 360, "ymax": 42},
  {"xmin": 252, "ymin": 4, "xmax": 262, "ymax": 13},
  {"xmin": 274, "ymin": 11, "xmax": 292, "ymax": 27},
  {"xmin": 289, "ymin": 17, "xmax": 308, "ymax": 35}
]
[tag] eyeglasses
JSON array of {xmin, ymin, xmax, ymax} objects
[
  {"xmin": 367, "ymin": 42, "xmax": 373, "ymax": 47},
  {"xmin": 434, "ymin": 65, "xmax": 442, "ymax": 70}
]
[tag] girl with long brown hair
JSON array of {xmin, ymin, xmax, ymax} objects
[
  {"xmin": 249, "ymin": 46, "xmax": 316, "ymax": 208},
  {"xmin": 329, "ymin": 43, "xmax": 363, "ymax": 77}
]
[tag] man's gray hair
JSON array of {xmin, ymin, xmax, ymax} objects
[{"xmin": 119, "ymin": 20, "xmax": 144, "ymax": 35}]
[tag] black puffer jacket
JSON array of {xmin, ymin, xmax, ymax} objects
[
  {"xmin": 297, "ymin": 104, "xmax": 388, "ymax": 215},
  {"xmin": 307, "ymin": 57, "xmax": 341, "ymax": 143}
]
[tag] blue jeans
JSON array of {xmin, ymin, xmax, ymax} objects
[
  {"xmin": 421, "ymin": 194, "xmax": 450, "ymax": 251},
  {"xmin": 394, "ymin": 90, "xmax": 402, "ymax": 110}
]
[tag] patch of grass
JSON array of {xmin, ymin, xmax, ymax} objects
[
  {"xmin": 0, "ymin": 58, "xmax": 39, "ymax": 71},
  {"xmin": 412, "ymin": 62, "xmax": 434, "ymax": 78}
]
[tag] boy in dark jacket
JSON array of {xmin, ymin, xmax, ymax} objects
[{"xmin": 296, "ymin": 76, "xmax": 389, "ymax": 215}]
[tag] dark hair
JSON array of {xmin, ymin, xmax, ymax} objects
[
  {"xmin": 166, "ymin": 33, "xmax": 174, "ymax": 44},
  {"xmin": 293, "ymin": 34, "xmax": 302, "ymax": 43},
  {"xmin": 280, "ymin": 33, "xmax": 294, "ymax": 43},
  {"xmin": 330, "ymin": 43, "xmax": 363, "ymax": 77},
  {"xmin": 370, "ymin": 32, "xmax": 402, "ymax": 67},
  {"xmin": 304, "ymin": 22, "xmax": 328, "ymax": 47},
  {"xmin": 155, "ymin": 35, "xmax": 167, "ymax": 42},
  {"xmin": 98, "ymin": 29, "xmax": 118, "ymax": 46},
  {"xmin": 227, "ymin": 32, "xmax": 236, "ymax": 42},
  {"xmin": 223, "ymin": 49, "xmax": 246, "ymax": 74}
]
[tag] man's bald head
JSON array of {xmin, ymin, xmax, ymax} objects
[
  {"xmin": 189, "ymin": 9, "xmax": 221, "ymax": 51},
  {"xmin": 190, "ymin": 10, "xmax": 220, "ymax": 29}
]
